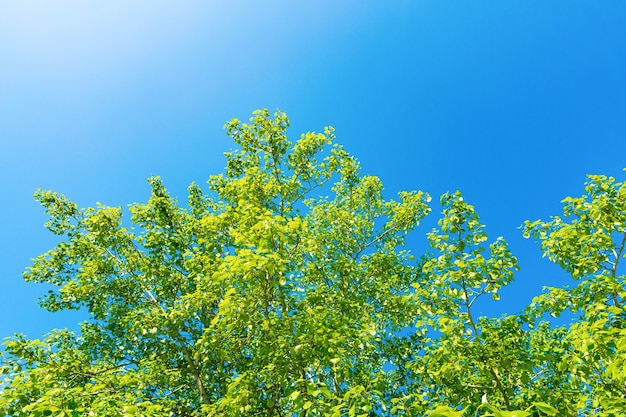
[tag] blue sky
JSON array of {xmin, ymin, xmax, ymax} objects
[{"xmin": 1, "ymin": 1, "xmax": 625, "ymax": 340}]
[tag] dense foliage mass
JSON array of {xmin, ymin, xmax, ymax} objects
[{"xmin": 1, "ymin": 110, "xmax": 624, "ymax": 416}]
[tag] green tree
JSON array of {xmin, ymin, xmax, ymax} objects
[
  {"xmin": 1, "ymin": 110, "xmax": 430, "ymax": 416},
  {"xmin": 0, "ymin": 110, "xmax": 623, "ymax": 417},
  {"xmin": 521, "ymin": 172, "xmax": 626, "ymax": 415}
]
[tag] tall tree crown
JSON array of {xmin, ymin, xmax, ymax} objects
[{"xmin": 1, "ymin": 111, "xmax": 624, "ymax": 417}]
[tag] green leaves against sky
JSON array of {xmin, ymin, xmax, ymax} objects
[{"xmin": 1, "ymin": 111, "xmax": 625, "ymax": 416}]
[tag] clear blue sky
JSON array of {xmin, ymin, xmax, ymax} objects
[{"xmin": 1, "ymin": 1, "xmax": 625, "ymax": 340}]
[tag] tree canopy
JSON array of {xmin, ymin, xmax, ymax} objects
[{"xmin": 1, "ymin": 110, "xmax": 625, "ymax": 416}]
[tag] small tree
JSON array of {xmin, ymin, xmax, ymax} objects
[{"xmin": 1, "ymin": 110, "xmax": 624, "ymax": 416}]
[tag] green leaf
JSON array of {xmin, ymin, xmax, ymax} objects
[
  {"xmin": 426, "ymin": 406, "xmax": 467, "ymax": 417},
  {"xmin": 532, "ymin": 402, "xmax": 557, "ymax": 416}
]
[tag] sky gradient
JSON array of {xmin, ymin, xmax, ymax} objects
[{"xmin": 1, "ymin": 1, "xmax": 625, "ymax": 339}]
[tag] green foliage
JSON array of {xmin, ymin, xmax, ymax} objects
[
  {"xmin": 522, "ymin": 172, "xmax": 626, "ymax": 415},
  {"xmin": 1, "ymin": 110, "xmax": 624, "ymax": 416}
]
